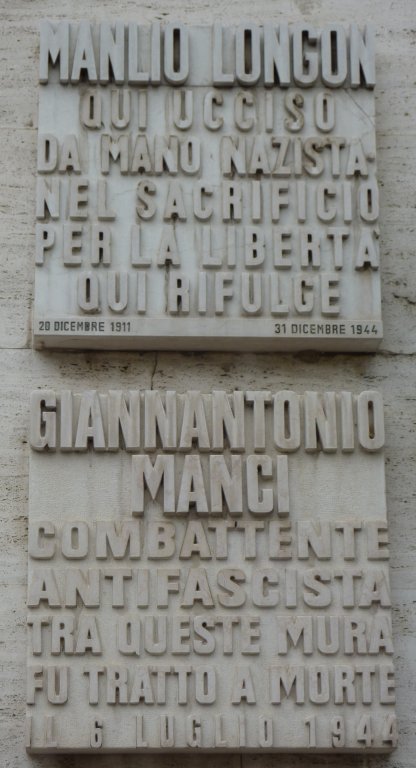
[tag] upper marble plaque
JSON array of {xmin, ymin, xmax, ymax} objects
[{"xmin": 34, "ymin": 21, "xmax": 382, "ymax": 351}]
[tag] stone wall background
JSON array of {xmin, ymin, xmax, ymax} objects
[{"xmin": 0, "ymin": 1, "xmax": 415, "ymax": 767}]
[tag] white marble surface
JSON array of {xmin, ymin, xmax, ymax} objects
[
  {"xmin": 33, "ymin": 23, "xmax": 382, "ymax": 351},
  {"xmin": 0, "ymin": 0, "xmax": 415, "ymax": 766},
  {"xmin": 27, "ymin": 390, "xmax": 393, "ymax": 752}
]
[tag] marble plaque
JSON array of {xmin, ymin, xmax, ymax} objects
[
  {"xmin": 26, "ymin": 389, "xmax": 396, "ymax": 752},
  {"xmin": 34, "ymin": 22, "xmax": 382, "ymax": 351}
]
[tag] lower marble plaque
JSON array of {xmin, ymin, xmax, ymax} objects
[{"xmin": 26, "ymin": 389, "xmax": 396, "ymax": 752}]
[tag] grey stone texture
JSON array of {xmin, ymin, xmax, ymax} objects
[{"xmin": 0, "ymin": 1, "xmax": 415, "ymax": 767}]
